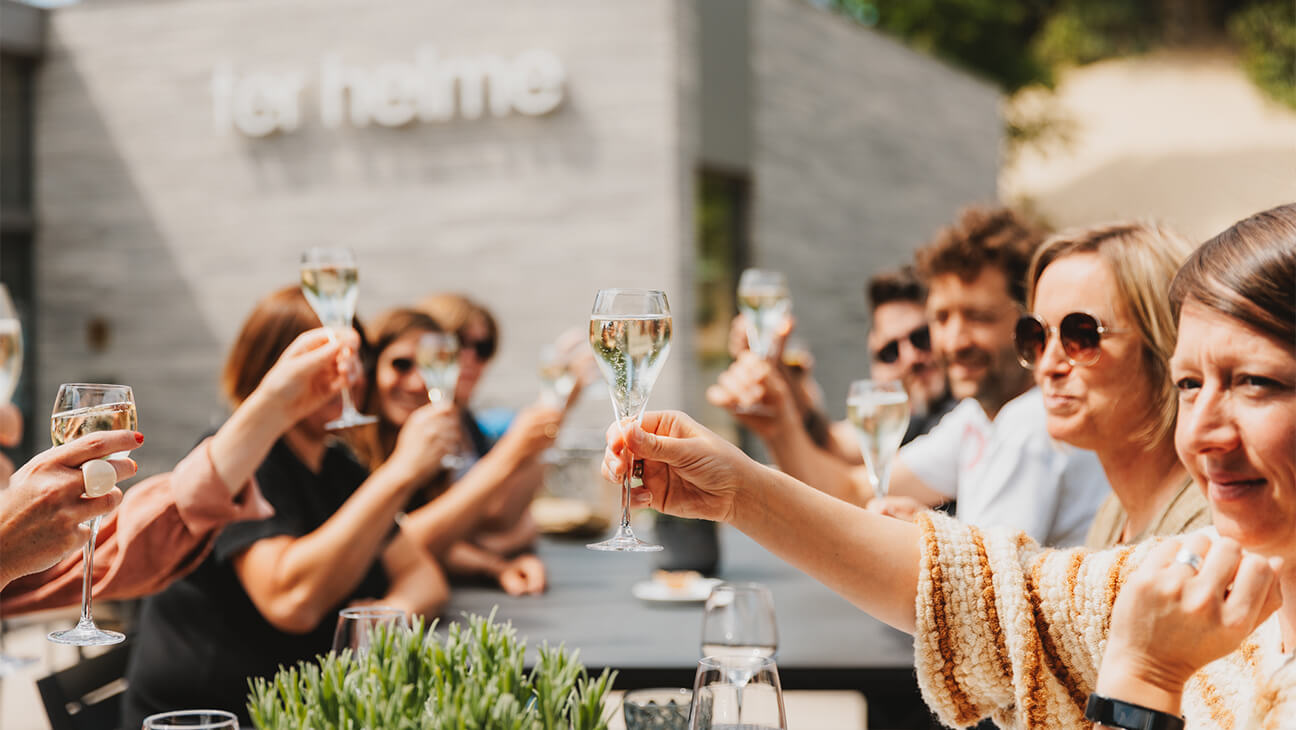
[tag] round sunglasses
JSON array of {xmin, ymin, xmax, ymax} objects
[
  {"xmin": 873, "ymin": 324, "xmax": 931, "ymax": 365},
  {"xmin": 1014, "ymin": 311, "xmax": 1124, "ymax": 369}
]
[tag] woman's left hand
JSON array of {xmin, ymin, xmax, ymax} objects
[
  {"xmin": 496, "ymin": 553, "xmax": 546, "ymax": 596},
  {"xmin": 1097, "ymin": 533, "xmax": 1284, "ymax": 714}
]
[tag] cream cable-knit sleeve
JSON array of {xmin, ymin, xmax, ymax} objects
[{"xmin": 914, "ymin": 512, "xmax": 1152, "ymax": 729}]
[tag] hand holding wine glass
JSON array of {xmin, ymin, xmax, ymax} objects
[
  {"xmin": 846, "ymin": 380, "xmax": 910, "ymax": 499},
  {"xmin": 587, "ymin": 288, "xmax": 672, "ymax": 552},
  {"xmin": 47, "ymin": 383, "xmax": 138, "ymax": 645},
  {"xmin": 300, "ymin": 247, "xmax": 377, "ymax": 430}
]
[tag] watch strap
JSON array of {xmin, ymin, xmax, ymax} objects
[{"xmin": 1085, "ymin": 693, "xmax": 1185, "ymax": 730}]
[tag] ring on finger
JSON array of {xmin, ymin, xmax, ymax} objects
[
  {"xmin": 1174, "ymin": 547, "xmax": 1203, "ymax": 573},
  {"xmin": 81, "ymin": 459, "xmax": 118, "ymax": 498}
]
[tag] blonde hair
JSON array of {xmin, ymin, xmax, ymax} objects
[{"xmin": 1027, "ymin": 222, "xmax": 1194, "ymax": 449}]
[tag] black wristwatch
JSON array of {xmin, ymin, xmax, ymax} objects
[{"xmin": 1085, "ymin": 693, "xmax": 1185, "ymax": 730}]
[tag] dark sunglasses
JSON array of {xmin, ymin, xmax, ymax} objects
[
  {"xmin": 873, "ymin": 325, "xmax": 931, "ymax": 365},
  {"xmin": 460, "ymin": 337, "xmax": 495, "ymax": 360},
  {"xmin": 1014, "ymin": 312, "xmax": 1123, "ymax": 369},
  {"xmin": 390, "ymin": 357, "xmax": 416, "ymax": 374}
]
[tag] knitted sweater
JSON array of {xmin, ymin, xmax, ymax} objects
[{"xmin": 914, "ymin": 513, "xmax": 1296, "ymax": 729}]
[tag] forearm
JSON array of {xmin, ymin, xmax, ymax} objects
[
  {"xmin": 731, "ymin": 465, "xmax": 920, "ymax": 632},
  {"xmin": 209, "ymin": 390, "xmax": 293, "ymax": 496},
  {"xmin": 765, "ymin": 426, "xmax": 871, "ymax": 506},
  {"xmin": 443, "ymin": 540, "xmax": 507, "ymax": 577},
  {"xmin": 380, "ymin": 533, "xmax": 449, "ymax": 618},
  {"xmin": 401, "ymin": 450, "xmax": 519, "ymax": 556}
]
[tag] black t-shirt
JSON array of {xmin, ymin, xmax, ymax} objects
[{"xmin": 119, "ymin": 438, "xmax": 389, "ymax": 729}]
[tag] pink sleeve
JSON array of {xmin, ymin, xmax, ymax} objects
[{"xmin": 1, "ymin": 438, "xmax": 275, "ymax": 616}]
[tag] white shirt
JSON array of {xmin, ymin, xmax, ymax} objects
[{"xmin": 896, "ymin": 387, "xmax": 1110, "ymax": 547}]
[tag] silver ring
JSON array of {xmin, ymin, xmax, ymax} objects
[{"xmin": 1174, "ymin": 547, "xmax": 1203, "ymax": 573}]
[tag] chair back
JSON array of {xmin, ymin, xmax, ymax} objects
[{"xmin": 36, "ymin": 641, "xmax": 132, "ymax": 730}]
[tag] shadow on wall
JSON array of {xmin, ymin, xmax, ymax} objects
[{"xmin": 37, "ymin": 50, "xmax": 222, "ymax": 480}]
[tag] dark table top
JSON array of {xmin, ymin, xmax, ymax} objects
[{"xmin": 440, "ymin": 525, "xmax": 917, "ymax": 692}]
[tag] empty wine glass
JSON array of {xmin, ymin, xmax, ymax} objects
[
  {"xmin": 689, "ymin": 656, "xmax": 787, "ymax": 729},
  {"xmin": 300, "ymin": 247, "xmax": 377, "ymax": 430},
  {"xmin": 142, "ymin": 710, "xmax": 239, "ymax": 729},
  {"xmin": 331, "ymin": 606, "xmax": 408, "ymax": 659},
  {"xmin": 736, "ymin": 269, "xmax": 791, "ymax": 359},
  {"xmin": 587, "ymin": 288, "xmax": 672, "ymax": 552},
  {"xmin": 701, "ymin": 582, "xmax": 778, "ymax": 662},
  {"xmin": 48, "ymin": 383, "xmax": 137, "ymax": 646},
  {"xmin": 846, "ymin": 380, "xmax": 910, "ymax": 498},
  {"xmin": 0, "ymin": 283, "xmax": 34, "ymax": 674}
]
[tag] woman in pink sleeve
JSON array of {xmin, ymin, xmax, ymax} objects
[{"xmin": 1, "ymin": 325, "xmax": 357, "ymax": 615}]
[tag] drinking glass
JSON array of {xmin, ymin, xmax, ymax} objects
[
  {"xmin": 587, "ymin": 288, "xmax": 672, "ymax": 552},
  {"xmin": 48, "ymin": 383, "xmax": 137, "ymax": 646},
  {"xmin": 142, "ymin": 710, "xmax": 239, "ymax": 729},
  {"xmin": 415, "ymin": 332, "xmax": 468, "ymax": 470},
  {"xmin": 623, "ymin": 688, "xmax": 692, "ymax": 730},
  {"xmin": 688, "ymin": 656, "xmax": 787, "ymax": 729},
  {"xmin": 736, "ymin": 269, "xmax": 791, "ymax": 359},
  {"xmin": 300, "ymin": 247, "xmax": 377, "ymax": 430},
  {"xmin": 701, "ymin": 582, "xmax": 778, "ymax": 662},
  {"xmin": 846, "ymin": 380, "xmax": 910, "ymax": 498},
  {"xmin": 537, "ymin": 344, "xmax": 577, "ymax": 408},
  {"xmin": 331, "ymin": 606, "xmax": 408, "ymax": 659},
  {"xmin": 0, "ymin": 283, "xmax": 34, "ymax": 673}
]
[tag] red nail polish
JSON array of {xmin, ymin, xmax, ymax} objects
[{"xmin": 135, "ymin": 432, "xmax": 145, "ymax": 444}]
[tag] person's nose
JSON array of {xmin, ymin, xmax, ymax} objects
[
  {"xmin": 932, "ymin": 318, "xmax": 967, "ymax": 360},
  {"xmin": 1178, "ymin": 383, "xmax": 1240, "ymax": 458},
  {"xmin": 1035, "ymin": 330, "xmax": 1072, "ymax": 379}
]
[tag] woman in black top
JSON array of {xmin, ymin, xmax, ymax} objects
[{"xmin": 120, "ymin": 287, "xmax": 459, "ymax": 727}]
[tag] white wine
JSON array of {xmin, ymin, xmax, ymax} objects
[
  {"xmin": 847, "ymin": 390, "xmax": 910, "ymax": 497},
  {"xmin": 0, "ymin": 318, "xmax": 22, "ymax": 403},
  {"xmin": 301, "ymin": 266, "xmax": 359, "ymax": 329},
  {"xmin": 538, "ymin": 363, "xmax": 577, "ymax": 406},
  {"xmin": 589, "ymin": 315, "xmax": 672, "ymax": 419},
  {"xmin": 416, "ymin": 343, "xmax": 460, "ymax": 405},
  {"xmin": 737, "ymin": 287, "xmax": 791, "ymax": 357},
  {"xmin": 51, "ymin": 402, "xmax": 139, "ymax": 448}
]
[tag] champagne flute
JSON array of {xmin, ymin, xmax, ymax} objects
[
  {"xmin": 300, "ymin": 247, "xmax": 377, "ymax": 430},
  {"xmin": 689, "ymin": 656, "xmax": 787, "ymax": 729},
  {"xmin": 0, "ymin": 284, "xmax": 35, "ymax": 674},
  {"xmin": 587, "ymin": 288, "xmax": 672, "ymax": 552},
  {"xmin": 846, "ymin": 379, "xmax": 910, "ymax": 498},
  {"xmin": 142, "ymin": 710, "xmax": 239, "ymax": 729},
  {"xmin": 415, "ymin": 332, "xmax": 468, "ymax": 470},
  {"xmin": 48, "ymin": 383, "xmax": 137, "ymax": 646},
  {"xmin": 736, "ymin": 269, "xmax": 791, "ymax": 359},
  {"xmin": 537, "ymin": 344, "xmax": 577, "ymax": 408}
]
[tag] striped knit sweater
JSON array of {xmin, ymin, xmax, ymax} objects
[{"xmin": 914, "ymin": 513, "xmax": 1296, "ymax": 729}]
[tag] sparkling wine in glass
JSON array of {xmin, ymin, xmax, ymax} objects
[
  {"xmin": 48, "ymin": 383, "xmax": 137, "ymax": 646},
  {"xmin": 415, "ymin": 332, "xmax": 468, "ymax": 470},
  {"xmin": 846, "ymin": 379, "xmax": 910, "ymax": 498},
  {"xmin": 300, "ymin": 247, "xmax": 377, "ymax": 430},
  {"xmin": 736, "ymin": 269, "xmax": 791, "ymax": 359},
  {"xmin": 538, "ymin": 344, "xmax": 578, "ymax": 408},
  {"xmin": 689, "ymin": 655, "xmax": 787, "ymax": 729},
  {"xmin": 0, "ymin": 284, "xmax": 34, "ymax": 674},
  {"xmin": 588, "ymin": 288, "xmax": 672, "ymax": 552}
]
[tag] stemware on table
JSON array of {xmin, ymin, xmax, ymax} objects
[
  {"xmin": 701, "ymin": 582, "xmax": 778, "ymax": 661},
  {"xmin": 299, "ymin": 247, "xmax": 377, "ymax": 430},
  {"xmin": 142, "ymin": 710, "xmax": 239, "ymax": 730},
  {"xmin": 47, "ymin": 383, "xmax": 137, "ymax": 646},
  {"xmin": 688, "ymin": 655, "xmax": 787, "ymax": 729},
  {"xmin": 331, "ymin": 606, "xmax": 409, "ymax": 659}
]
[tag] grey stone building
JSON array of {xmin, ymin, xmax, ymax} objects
[{"xmin": 12, "ymin": 0, "xmax": 999, "ymax": 476}]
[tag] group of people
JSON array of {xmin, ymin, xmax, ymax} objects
[
  {"xmin": 615, "ymin": 202, "xmax": 1294, "ymax": 727},
  {"xmin": 0, "ymin": 291, "xmax": 577, "ymax": 726}
]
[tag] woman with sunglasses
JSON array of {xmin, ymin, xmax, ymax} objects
[
  {"xmin": 1016, "ymin": 222, "xmax": 1209, "ymax": 548},
  {"xmin": 603, "ymin": 203, "xmax": 1295, "ymax": 728}
]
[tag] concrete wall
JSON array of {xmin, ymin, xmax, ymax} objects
[
  {"xmin": 748, "ymin": 0, "xmax": 1001, "ymax": 418},
  {"xmin": 36, "ymin": 0, "xmax": 686, "ymax": 476}
]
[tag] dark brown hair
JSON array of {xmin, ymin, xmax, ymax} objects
[
  {"xmin": 916, "ymin": 206, "xmax": 1048, "ymax": 305},
  {"xmin": 867, "ymin": 266, "xmax": 927, "ymax": 313},
  {"xmin": 1170, "ymin": 202, "xmax": 1296, "ymax": 345},
  {"xmin": 417, "ymin": 292, "xmax": 499, "ymax": 359}
]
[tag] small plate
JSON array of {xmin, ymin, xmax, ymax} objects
[{"xmin": 631, "ymin": 577, "xmax": 722, "ymax": 604}]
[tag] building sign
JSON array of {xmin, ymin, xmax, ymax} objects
[{"xmin": 212, "ymin": 45, "xmax": 566, "ymax": 137}]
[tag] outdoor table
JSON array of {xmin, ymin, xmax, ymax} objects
[{"xmin": 441, "ymin": 525, "xmax": 933, "ymax": 726}]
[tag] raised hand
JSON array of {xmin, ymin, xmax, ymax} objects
[
  {"xmin": 603, "ymin": 410, "xmax": 766, "ymax": 525},
  {"xmin": 388, "ymin": 402, "xmax": 461, "ymax": 480},
  {"xmin": 250, "ymin": 327, "xmax": 356, "ymax": 426},
  {"xmin": 496, "ymin": 553, "xmax": 546, "ymax": 596},
  {"xmin": 706, "ymin": 352, "xmax": 801, "ymax": 438},
  {"xmin": 496, "ymin": 404, "xmax": 563, "ymax": 461}
]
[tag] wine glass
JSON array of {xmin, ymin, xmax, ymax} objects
[
  {"xmin": 415, "ymin": 332, "xmax": 469, "ymax": 470},
  {"xmin": 331, "ymin": 606, "xmax": 408, "ymax": 659},
  {"xmin": 142, "ymin": 710, "xmax": 239, "ymax": 729},
  {"xmin": 701, "ymin": 582, "xmax": 778, "ymax": 662},
  {"xmin": 688, "ymin": 656, "xmax": 787, "ymax": 729},
  {"xmin": 846, "ymin": 380, "xmax": 910, "ymax": 498},
  {"xmin": 300, "ymin": 247, "xmax": 377, "ymax": 430},
  {"xmin": 48, "ymin": 383, "xmax": 137, "ymax": 646},
  {"xmin": 736, "ymin": 269, "xmax": 791, "ymax": 359},
  {"xmin": 537, "ymin": 344, "xmax": 577, "ymax": 408},
  {"xmin": 587, "ymin": 288, "xmax": 672, "ymax": 552},
  {"xmin": 0, "ymin": 283, "xmax": 35, "ymax": 674}
]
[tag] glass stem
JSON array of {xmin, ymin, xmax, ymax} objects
[
  {"xmin": 323, "ymin": 325, "xmax": 361, "ymax": 416},
  {"xmin": 78, "ymin": 516, "xmax": 101, "ymax": 627},
  {"xmin": 620, "ymin": 461, "xmax": 635, "ymax": 531}
]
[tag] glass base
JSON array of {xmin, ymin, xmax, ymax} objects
[
  {"xmin": 48, "ymin": 622, "xmax": 124, "ymax": 646},
  {"xmin": 587, "ymin": 527, "xmax": 663, "ymax": 552},
  {"xmin": 325, "ymin": 412, "xmax": 378, "ymax": 430},
  {"xmin": 0, "ymin": 652, "xmax": 37, "ymax": 676}
]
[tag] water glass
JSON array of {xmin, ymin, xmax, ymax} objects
[
  {"xmin": 331, "ymin": 606, "xmax": 408, "ymax": 658},
  {"xmin": 623, "ymin": 688, "xmax": 692, "ymax": 730},
  {"xmin": 689, "ymin": 656, "xmax": 786, "ymax": 729},
  {"xmin": 700, "ymin": 582, "xmax": 778, "ymax": 661},
  {"xmin": 142, "ymin": 710, "xmax": 239, "ymax": 729}
]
